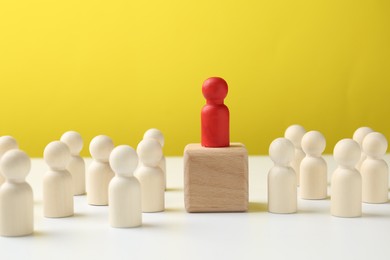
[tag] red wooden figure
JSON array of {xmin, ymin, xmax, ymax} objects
[{"xmin": 201, "ymin": 77, "xmax": 230, "ymax": 147}]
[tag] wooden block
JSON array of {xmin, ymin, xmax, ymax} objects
[{"xmin": 184, "ymin": 143, "xmax": 248, "ymax": 212}]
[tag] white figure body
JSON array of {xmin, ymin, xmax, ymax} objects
[
  {"xmin": 353, "ymin": 126, "xmax": 374, "ymax": 171},
  {"xmin": 0, "ymin": 150, "xmax": 33, "ymax": 236},
  {"xmin": 0, "ymin": 136, "xmax": 19, "ymax": 185},
  {"xmin": 361, "ymin": 132, "xmax": 388, "ymax": 203},
  {"xmin": 268, "ymin": 137, "xmax": 297, "ymax": 214},
  {"xmin": 43, "ymin": 141, "xmax": 74, "ymax": 218},
  {"xmin": 331, "ymin": 139, "xmax": 362, "ymax": 217},
  {"xmin": 134, "ymin": 139, "xmax": 164, "ymax": 212},
  {"xmin": 109, "ymin": 145, "xmax": 141, "ymax": 228},
  {"xmin": 143, "ymin": 128, "xmax": 166, "ymax": 188},
  {"xmin": 87, "ymin": 135, "xmax": 115, "ymax": 206},
  {"xmin": 284, "ymin": 125, "xmax": 306, "ymax": 186},
  {"xmin": 300, "ymin": 131, "xmax": 327, "ymax": 199},
  {"xmin": 61, "ymin": 131, "xmax": 86, "ymax": 195}
]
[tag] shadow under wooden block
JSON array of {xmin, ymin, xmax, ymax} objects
[{"xmin": 184, "ymin": 143, "xmax": 248, "ymax": 212}]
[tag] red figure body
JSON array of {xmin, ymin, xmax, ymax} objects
[{"xmin": 201, "ymin": 77, "xmax": 230, "ymax": 147}]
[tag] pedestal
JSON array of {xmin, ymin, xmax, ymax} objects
[{"xmin": 183, "ymin": 143, "xmax": 248, "ymax": 212}]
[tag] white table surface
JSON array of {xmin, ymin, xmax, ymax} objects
[{"xmin": 1, "ymin": 155, "xmax": 390, "ymax": 260}]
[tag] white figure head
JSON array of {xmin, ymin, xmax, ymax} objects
[
  {"xmin": 89, "ymin": 135, "xmax": 114, "ymax": 163},
  {"xmin": 301, "ymin": 131, "xmax": 326, "ymax": 157},
  {"xmin": 269, "ymin": 138, "xmax": 295, "ymax": 166},
  {"xmin": 0, "ymin": 136, "xmax": 18, "ymax": 158},
  {"xmin": 333, "ymin": 139, "xmax": 361, "ymax": 168},
  {"xmin": 44, "ymin": 141, "xmax": 71, "ymax": 170},
  {"xmin": 143, "ymin": 128, "xmax": 164, "ymax": 147},
  {"xmin": 109, "ymin": 145, "xmax": 138, "ymax": 177},
  {"xmin": 284, "ymin": 124, "xmax": 306, "ymax": 148},
  {"xmin": 353, "ymin": 126, "xmax": 374, "ymax": 146},
  {"xmin": 137, "ymin": 139, "xmax": 162, "ymax": 167},
  {"xmin": 362, "ymin": 132, "xmax": 388, "ymax": 159},
  {"xmin": 0, "ymin": 149, "xmax": 31, "ymax": 183},
  {"xmin": 60, "ymin": 131, "xmax": 83, "ymax": 156}
]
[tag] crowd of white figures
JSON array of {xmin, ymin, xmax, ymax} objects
[
  {"xmin": 0, "ymin": 128, "xmax": 166, "ymax": 237},
  {"xmin": 268, "ymin": 125, "xmax": 388, "ymax": 217},
  {"xmin": 1, "ymin": 125, "xmax": 386, "ymax": 237}
]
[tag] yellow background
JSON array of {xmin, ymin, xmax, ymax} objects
[{"xmin": 0, "ymin": 0, "xmax": 389, "ymax": 157}]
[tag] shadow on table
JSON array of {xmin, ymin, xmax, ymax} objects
[
  {"xmin": 362, "ymin": 212, "xmax": 387, "ymax": 218},
  {"xmin": 166, "ymin": 187, "xmax": 183, "ymax": 192},
  {"xmin": 248, "ymin": 202, "xmax": 268, "ymax": 212},
  {"xmin": 138, "ymin": 223, "xmax": 158, "ymax": 228},
  {"xmin": 72, "ymin": 213, "xmax": 87, "ymax": 218},
  {"xmin": 164, "ymin": 207, "xmax": 184, "ymax": 213},
  {"xmin": 31, "ymin": 230, "xmax": 47, "ymax": 237}
]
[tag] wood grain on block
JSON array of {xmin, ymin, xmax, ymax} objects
[{"xmin": 184, "ymin": 143, "xmax": 248, "ymax": 212}]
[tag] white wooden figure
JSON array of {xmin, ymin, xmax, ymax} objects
[
  {"xmin": 134, "ymin": 139, "xmax": 164, "ymax": 212},
  {"xmin": 143, "ymin": 128, "xmax": 166, "ymax": 188},
  {"xmin": 268, "ymin": 137, "xmax": 297, "ymax": 214},
  {"xmin": 0, "ymin": 136, "xmax": 19, "ymax": 185},
  {"xmin": 60, "ymin": 131, "xmax": 86, "ymax": 196},
  {"xmin": 43, "ymin": 141, "xmax": 74, "ymax": 218},
  {"xmin": 300, "ymin": 130, "xmax": 327, "ymax": 200},
  {"xmin": 331, "ymin": 139, "xmax": 362, "ymax": 217},
  {"xmin": 87, "ymin": 135, "xmax": 115, "ymax": 206},
  {"xmin": 284, "ymin": 124, "xmax": 306, "ymax": 186},
  {"xmin": 0, "ymin": 150, "xmax": 33, "ymax": 236},
  {"xmin": 353, "ymin": 126, "xmax": 374, "ymax": 171},
  {"xmin": 361, "ymin": 132, "xmax": 388, "ymax": 203},
  {"xmin": 109, "ymin": 145, "xmax": 141, "ymax": 228}
]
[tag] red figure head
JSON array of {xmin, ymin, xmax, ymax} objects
[{"xmin": 202, "ymin": 77, "xmax": 228, "ymax": 104}]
